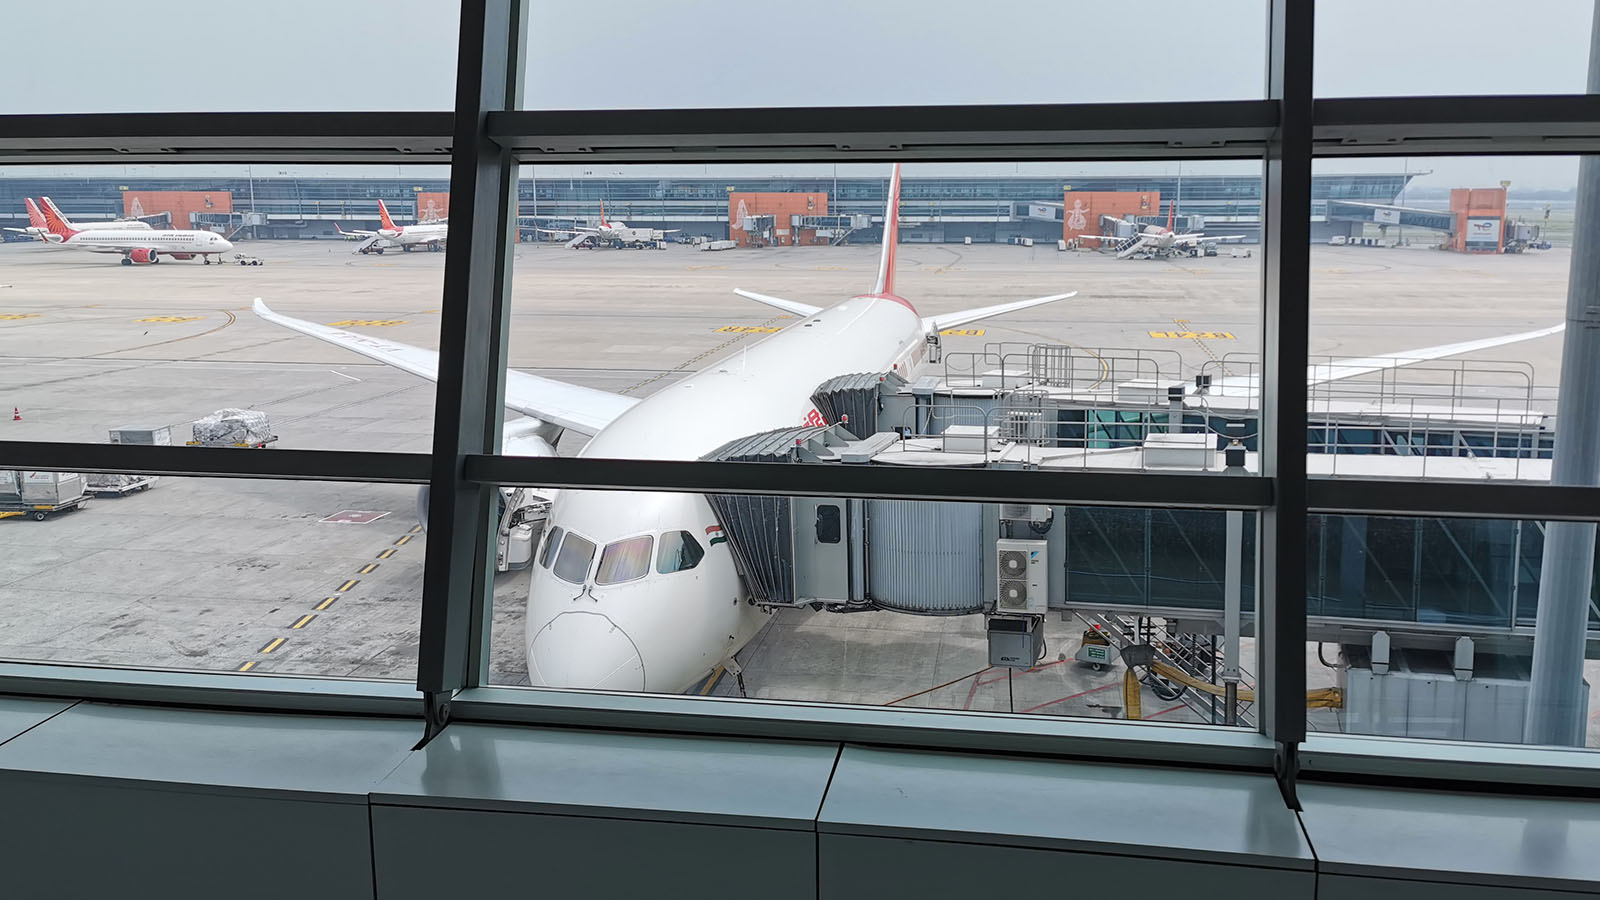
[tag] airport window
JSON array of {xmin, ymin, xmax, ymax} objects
[
  {"xmin": 596, "ymin": 535, "xmax": 654, "ymax": 585},
  {"xmin": 9, "ymin": 0, "xmax": 1600, "ymax": 801},
  {"xmin": 1, "ymin": 2, "xmax": 459, "ymax": 115},
  {"xmin": 553, "ymin": 533, "xmax": 598, "ymax": 585},
  {"xmin": 656, "ymin": 531, "xmax": 705, "ymax": 575}
]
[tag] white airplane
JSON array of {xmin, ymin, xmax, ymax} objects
[
  {"xmin": 1078, "ymin": 205, "xmax": 1244, "ymax": 259},
  {"xmin": 254, "ymin": 164, "xmax": 1076, "ymax": 693},
  {"xmin": 252, "ymin": 164, "xmax": 1564, "ymax": 696},
  {"xmin": 335, "ymin": 199, "xmax": 448, "ymax": 254},
  {"xmin": 534, "ymin": 201, "xmax": 677, "ymax": 248},
  {"xmin": 35, "ymin": 197, "xmax": 231, "ymax": 264},
  {"xmin": 5, "ymin": 197, "xmax": 154, "ymax": 241}
]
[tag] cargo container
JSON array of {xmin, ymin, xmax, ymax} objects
[{"xmin": 0, "ymin": 471, "xmax": 91, "ymax": 520}]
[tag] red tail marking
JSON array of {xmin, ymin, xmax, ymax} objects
[
  {"xmin": 25, "ymin": 198, "xmax": 46, "ymax": 230},
  {"xmin": 599, "ymin": 200, "xmax": 608, "ymax": 228},
  {"xmin": 378, "ymin": 199, "xmax": 400, "ymax": 233},
  {"xmin": 37, "ymin": 197, "xmax": 78, "ymax": 239},
  {"xmin": 1166, "ymin": 198, "xmax": 1175, "ymax": 233},
  {"xmin": 872, "ymin": 163, "xmax": 907, "ymax": 304}
]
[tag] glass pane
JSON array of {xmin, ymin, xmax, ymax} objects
[
  {"xmin": 553, "ymin": 532, "xmax": 596, "ymax": 585},
  {"xmin": 488, "ymin": 493, "xmax": 1259, "ymax": 730},
  {"xmin": 656, "ymin": 530, "xmax": 705, "ymax": 575},
  {"xmin": 0, "ymin": 475, "xmax": 422, "ymax": 679},
  {"xmin": 1306, "ymin": 514, "xmax": 1600, "ymax": 749},
  {"xmin": 2, "ymin": 3, "xmax": 458, "ymax": 113},
  {"xmin": 0, "ymin": 164, "xmax": 447, "ymax": 452},
  {"xmin": 1308, "ymin": 154, "xmax": 1600, "ymax": 749},
  {"xmin": 1316, "ymin": 1, "xmax": 1594, "ymax": 97},
  {"xmin": 524, "ymin": 1, "xmax": 1268, "ymax": 108},
  {"xmin": 504, "ymin": 160, "xmax": 1264, "ymax": 472},
  {"xmin": 596, "ymin": 535, "xmax": 653, "ymax": 585}
]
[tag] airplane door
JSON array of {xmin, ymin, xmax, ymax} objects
[{"xmin": 791, "ymin": 498, "xmax": 850, "ymax": 604}]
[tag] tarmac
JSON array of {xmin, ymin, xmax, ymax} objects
[{"xmin": 0, "ymin": 237, "xmax": 1588, "ymax": 738}]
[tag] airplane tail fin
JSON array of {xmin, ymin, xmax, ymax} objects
[
  {"xmin": 599, "ymin": 200, "xmax": 608, "ymax": 228},
  {"xmin": 377, "ymin": 199, "xmax": 398, "ymax": 232},
  {"xmin": 37, "ymin": 196, "xmax": 77, "ymax": 239},
  {"xmin": 872, "ymin": 163, "xmax": 903, "ymax": 297},
  {"xmin": 25, "ymin": 198, "xmax": 45, "ymax": 230},
  {"xmin": 1166, "ymin": 197, "xmax": 1175, "ymax": 233}
]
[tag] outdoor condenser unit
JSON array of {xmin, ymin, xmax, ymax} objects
[{"xmin": 995, "ymin": 539, "xmax": 1049, "ymax": 615}]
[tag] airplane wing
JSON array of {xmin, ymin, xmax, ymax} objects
[
  {"xmin": 923, "ymin": 293, "xmax": 1077, "ymax": 333},
  {"xmin": 732, "ymin": 288, "xmax": 821, "ymax": 318},
  {"xmin": 535, "ymin": 226, "xmax": 600, "ymax": 235},
  {"xmin": 334, "ymin": 224, "xmax": 379, "ymax": 238},
  {"xmin": 1208, "ymin": 324, "xmax": 1568, "ymax": 397},
  {"xmin": 251, "ymin": 299, "xmax": 637, "ymax": 435},
  {"xmin": 1172, "ymin": 234, "xmax": 1246, "ymax": 245}
]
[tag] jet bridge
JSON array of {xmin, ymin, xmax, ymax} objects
[{"xmin": 703, "ymin": 356, "xmax": 1590, "ymax": 738}]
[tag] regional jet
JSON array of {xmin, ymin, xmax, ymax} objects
[{"xmin": 253, "ymin": 164, "xmax": 1563, "ymax": 695}]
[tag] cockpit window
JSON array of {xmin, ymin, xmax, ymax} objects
[
  {"xmin": 552, "ymin": 532, "xmax": 596, "ymax": 584},
  {"xmin": 656, "ymin": 531, "xmax": 705, "ymax": 575},
  {"xmin": 596, "ymin": 535, "xmax": 653, "ymax": 585},
  {"xmin": 538, "ymin": 526, "xmax": 564, "ymax": 569}
]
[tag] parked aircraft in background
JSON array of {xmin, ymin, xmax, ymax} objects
[
  {"xmin": 34, "ymin": 198, "xmax": 231, "ymax": 264},
  {"xmin": 6, "ymin": 197, "xmax": 155, "ymax": 241},
  {"xmin": 335, "ymin": 199, "xmax": 447, "ymax": 254},
  {"xmin": 535, "ymin": 201, "xmax": 677, "ymax": 249},
  {"xmin": 1077, "ymin": 204, "xmax": 1244, "ymax": 259}
]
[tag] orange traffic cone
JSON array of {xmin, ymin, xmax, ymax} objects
[{"xmin": 10, "ymin": 407, "xmax": 18, "ymax": 422}]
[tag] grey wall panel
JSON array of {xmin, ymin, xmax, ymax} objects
[
  {"xmin": 820, "ymin": 834, "xmax": 1314, "ymax": 899},
  {"xmin": 1318, "ymin": 874, "xmax": 1598, "ymax": 900},
  {"xmin": 372, "ymin": 804, "xmax": 815, "ymax": 900},
  {"xmin": 0, "ymin": 775, "xmax": 374, "ymax": 900},
  {"xmin": 0, "ymin": 695, "xmax": 71, "ymax": 744},
  {"xmin": 1299, "ymin": 782, "xmax": 1600, "ymax": 895}
]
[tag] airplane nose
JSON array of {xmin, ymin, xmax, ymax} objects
[
  {"xmin": 218, "ymin": 239, "xmax": 234, "ymax": 252},
  {"xmin": 528, "ymin": 611, "xmax": 644, "ymax": 691}
]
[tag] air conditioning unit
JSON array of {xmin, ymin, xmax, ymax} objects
[
  {"xmin": 995, "ymin": 539, "xmax": 1049, "ymax": 615},
  {"xmin": 998, "ymin": 504, "xmax": 1051, "ymax": 524}
]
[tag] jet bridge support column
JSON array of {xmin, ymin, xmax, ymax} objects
[{"xmin": 1525, "ymin": 1, "xmax": 1600, "ymax": 747}]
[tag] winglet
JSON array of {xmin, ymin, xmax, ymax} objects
[
  {"xmin": 25, "ymin": 198, "xmax": 45, "ymax": 230},
  {"xmin": 36, "ymin": 196, "xmax": 77, "ymax": 239},
  {"xmin": 377, "ymin": 199, "xmax": 399, "ymax": 232},
  {"xmin": 872, "ymin": 164, "xmax": 903, "ymax": 297}
]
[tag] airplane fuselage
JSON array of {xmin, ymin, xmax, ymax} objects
[
  {"xmin": 52, "ymin": 228, "xmax": 232, "ymax": 259},
  {"xmin": 385, "ymin": 223, "xmax": 449, "ymax": 247},
  {"xmin": 524, "ymin": 293, "xmax": 928, "ymax": 693}
]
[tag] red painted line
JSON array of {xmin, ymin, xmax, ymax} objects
[
  {"xmin": 1019, "ymin": 681, "xmax": 1120, "ymax": 715},
  {"xmin": 1147, "ymin": 703, "xmax": 1190, "ymax": 719},
  {"xmin": 962, "ymin": 668, "xmax": 990, "ymax": 710}
]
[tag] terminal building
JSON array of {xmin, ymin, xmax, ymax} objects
[{"xmin": 0, "ymin": 172, "xmax": 1419, "ymax": 244}]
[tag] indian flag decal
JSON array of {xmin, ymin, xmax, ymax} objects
[{"xmin": 705, "ymin": 525, "xmax": 727, "ymax": 547}]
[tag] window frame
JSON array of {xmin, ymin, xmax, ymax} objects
[{"xmin": 3, "ymin": 0, "xmax": 1600, "ymax": 794}]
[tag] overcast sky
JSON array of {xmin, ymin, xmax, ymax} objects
[{"xmin": 3, "ymin": 1, "xmax": 1593, "ymax": 189}]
